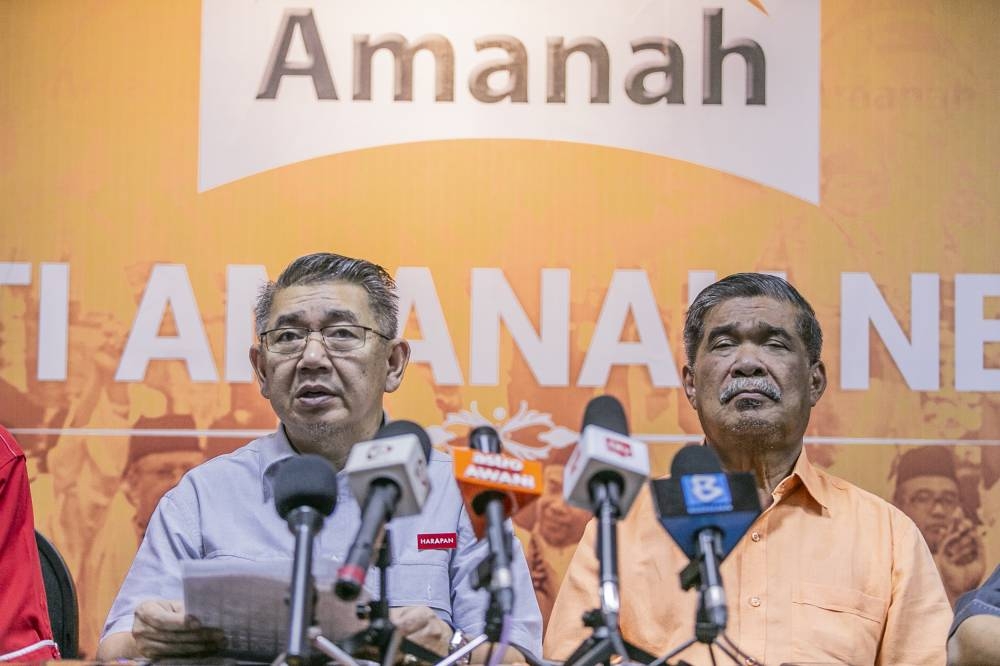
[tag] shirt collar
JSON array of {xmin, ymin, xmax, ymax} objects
[
  {"xmin": 259, "ymin": 413, "xmax": 390, "ymax": 503},
  {"xmin": 772, "ymin": 448, "xmax": 831, "ymax": 513},
  {"xmin": 259, "ymin": 426, "xmax": 299, "ymax": 504},
  {"xmin": 695, "ymin": 441, "xmax": 833, "ymax": 513}
]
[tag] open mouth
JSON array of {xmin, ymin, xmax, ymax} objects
[{"xmin": 295, "ymin": 385, "xmax": 338, "ymax": 405}]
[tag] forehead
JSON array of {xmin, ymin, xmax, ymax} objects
[
  {"xmin": 700, "ymin": 296, "xmax": 801, "ymax": 336},
  {"xmin": 267, "ymin": 282, "xmax": 374, "ymax": 326},
  {"xmin": 899, "ymin": 475, "xmax": 958, "ymax": 495}
]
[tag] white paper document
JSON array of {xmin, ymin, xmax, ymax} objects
[{"xmin": 182, "ymin": 559, "xmax": 369, "ymax": 660}]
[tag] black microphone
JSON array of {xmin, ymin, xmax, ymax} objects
[
  {"xmin": 273, "ymin": 454, "xmax": 339, "ymax": 665},
  {"xmin": 334, "ymin": 420, "xmax": 432, "ymax": 600},
  {"xmin": 563, "ymin": 396, "xmax": 649, "ymax": 628},
  {"xmin": 467, "ymin": 425, "xmax": 516, "ymax": 618},
  {"xmin": 650, "ymin": 445, "xmax": 762, "ymax": 638}
]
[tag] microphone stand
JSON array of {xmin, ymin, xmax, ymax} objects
[
  {"xmin": 285, "ymin": 507, "xmax": 323, "ymax": 665},
  {"xmin": 648, "ymin": 532, "xmax": 761, "ymax": 666},
  {"xmin": 436, "ymin": 536, "xmax": 549, "ymax": 666},
  {"xmin": 271, "ymin": 505, "xmax": 360, "ymax": 666},
  {"xmin": 339, "ymin": 529, "xmax": 445, "ymax": 666},
  {"xmin": 561, "ymin": 482, "xmax": 654, "ymax": 666}
]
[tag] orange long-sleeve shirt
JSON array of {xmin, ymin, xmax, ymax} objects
[{"xmin": 544, "ymin": 452, "xmax": 951, "ymax": 666}]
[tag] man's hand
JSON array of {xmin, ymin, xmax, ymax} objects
[
  {"xmin": 132, "ymin": 599, "xmax": 227, "ymax": 657},
  {"xmin": 526, "ymin": 537, "xmax": 558, "ymax": 624},
  {"xmin": 381, "ymin": 606, "xmax": 528, "ymax": 665},
  {"xmin": 389, "ymin": 606, "xmax": 452, "ymax": 657},
  {"xmin": 935, "ymin": 519, "xmax": 987, "ymax": 605}
]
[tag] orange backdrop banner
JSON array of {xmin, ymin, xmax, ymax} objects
[{"xmin": 1, "ymin": 0, "xmax": 998, "ymax": 656}]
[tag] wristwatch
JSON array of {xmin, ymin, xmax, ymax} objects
[{"xmin": 449, "ymin": 628, "xmax": 472, "ymax": 665}]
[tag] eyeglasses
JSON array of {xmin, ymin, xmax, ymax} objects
[
  {"xmin": 260, "ymin": 325, "xmax": 392, "ymax": 355},
  {"xmin": 906, "ymin": 489, "xmax": 960, "ymax": 512}
]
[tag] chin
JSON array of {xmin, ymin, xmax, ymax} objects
[
  {"xmin": 293, "ymin": 419, "xmax": 350, "ymax": 440},
  {"xmin": 731, "ymin": 416, "xmax": 778, "ymax": 433},
  {"xmin": 726, "ymin": 418, "xmax": 789, "ymax": 450}
]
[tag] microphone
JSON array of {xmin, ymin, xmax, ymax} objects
[
  {"xmin": 650, "ymin": 445, "xmax": 762, "ymax": 636},
  {"xmin": 563, "ymin": 396, "xmax": 649, "ymax": 517},
  {"xmin": 273, "ymin": 454, "xmax": 339, "ymax": 665},
  {"xmin": 452, "ymin": 427, "xmax": 543, "ymax": 539},
  {"xmin": 453, "ymin": 426, "xmax": 543, "ymax": 621},
  {"xmin": 562, "ymin": 395, "xmax": 649, "ymax": 639},
  {"xmin": 335, "ymin": 420, "xmax": 433, "ymax": 601}
]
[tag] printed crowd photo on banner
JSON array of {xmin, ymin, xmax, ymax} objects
[{"xmin": 1, "ymin": 0, "xmax": 998, "ymax": 659}]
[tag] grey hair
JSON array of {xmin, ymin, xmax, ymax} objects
[
  {"xmin": 254, "ymin": 252, "xmax": 399, "ymax": 337},
  {"xmin": 683, "ymin": 273, "xmax": 823, "ymax": 367}
]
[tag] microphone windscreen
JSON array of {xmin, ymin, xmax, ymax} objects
[
  {"xmin": 581, "ymin": 395, "xmax": 629, "ymax": 436},
  {"xmin": 376, "ymin": 419, "xmax": 432, "ymax": 460},
  {"xmin": 273, "ymin": 454, "xmax": 338, "ymax": 519},
  {"xmin": 469, "ymin": 425, "xmax": 502, "ymax": 454},
  {"xmin": 670, "ymin": 444, "xmax": 724, "ymax": 477}
]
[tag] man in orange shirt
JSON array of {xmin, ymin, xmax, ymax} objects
[{"xmin": 545, "ymin": 273, "xmax": 952, "ymax": 665}]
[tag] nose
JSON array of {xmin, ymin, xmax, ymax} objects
[
  {"xmin": 928, "ymin": 499, "xmax": 949, "ymax": 518},
  {"xmin": 731, "ymin": 345, "xmax": 766, "ymax": 377},
  {"xmin": 297, "ymin": 332, "xmax": 334, "ymax": 369}
]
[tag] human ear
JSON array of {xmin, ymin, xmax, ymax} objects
[
  {"xmin": 682, "ymin": 365, "xmax": 698, "ymax": 409},
  {"xmin": 809, "ymin": 360, "xmax": 827, "ymax": 405},
  {"xmin": 384, "ymin": 338, "xmax": 411, "ymax": 393},
  {"xmin": 249, "ymin": 345, "xmax": 270, "ymax": 399}
]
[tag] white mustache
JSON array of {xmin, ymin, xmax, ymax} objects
[{"xmin": 720, "ymin": 377, "xmax": 782, "ymax": 404}]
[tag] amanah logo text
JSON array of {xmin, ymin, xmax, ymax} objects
[{"xmin": 200, "ymin": 0, "xmax": 820, "ymax": 201}]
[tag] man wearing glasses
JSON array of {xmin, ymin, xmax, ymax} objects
[
  {"xmin": 893, "ymin": 446, "xmax": 987, "ymax": 607},
  {"xmin": 97, "ymin": 253, "xmax": 542, "ymax": 661}
]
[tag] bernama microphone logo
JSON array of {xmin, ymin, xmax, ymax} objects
[{"xmin": 199, "ymin": 0, "xmax": 819, "ymax": 201}]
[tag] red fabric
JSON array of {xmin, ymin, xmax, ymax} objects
[{"xmin": 0, "ymin": 426, "xmax": 60, "ymax": 661}]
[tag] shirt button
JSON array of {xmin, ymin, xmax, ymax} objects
[
  {"xmin": 751, "ymin": 531, "xmax": 761, "ymax": 542},
  {"xmin": 749, "ymin": 596, "xmax": 761, "ymax": 607}
]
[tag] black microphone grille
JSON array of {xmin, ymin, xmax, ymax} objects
[
  {"xmin": 273, "ymin": 454, "xmax": 338, "ymax": 520},
  {"xmin": 670, "ymin": 444, "xmax": 723, "ymax": 477},
  {"xmin": 581, "ymin": 395, "xmax": 629, "ymax": 436},
  {"xmin": 375, "ymin": 419, "xmax": 432, "ymax": 461},
  {"xmin": 469, "ymin": 425, "xmax": 502, "ymax": 454}
]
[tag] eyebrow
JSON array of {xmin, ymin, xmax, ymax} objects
[
  {"xmin": 271, "ymin": 309, "xmax": 360, "ymax": 329},
  {"xmin": 706, "ymin": 323, "xmax": 794, "ymax": 343}
]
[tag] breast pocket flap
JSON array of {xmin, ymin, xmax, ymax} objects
[{"xmin": 793, "ymin": 581, "xmax": 887, "ymax": 623}]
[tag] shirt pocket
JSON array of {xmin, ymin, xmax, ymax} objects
[
  {"xmin": 790, "ymin": 581, "xmax": 888, "ymax": 664},
  {"xmin": 203, "ymin": 550, "xmax": 260, "ymax": 561},
  {"xmin": 386, "ymin": 562, "xmax": 452, "ymax": 618}
]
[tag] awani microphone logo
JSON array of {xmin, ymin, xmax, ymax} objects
[
  {"xmin": 417, "ymin": 532, "xmax": 458, "ymax": 550},
  {"xmin": 462, "ymin": 452, "xmax": 538, "ymax": 489},
  {"xmin": 471, "ymin": 451, "xmax": 525, "ymax": 472},
  {"xmin": 681, "ymin": 473, "xmax": 734, "ymax": 513},
  {"xmin": 199, "ymin": 0, "xmax": 820, "ymax": 201}
]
